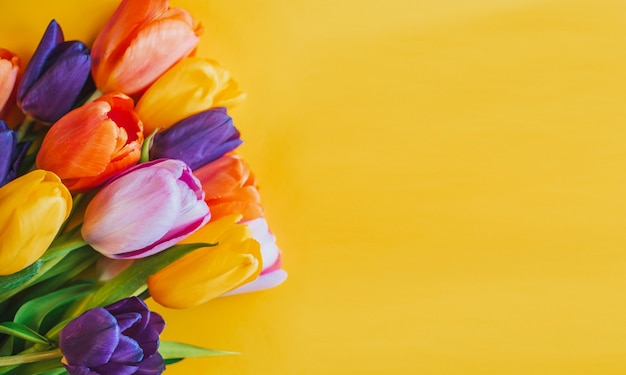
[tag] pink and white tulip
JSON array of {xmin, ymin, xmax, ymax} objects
[{"xmin": 82, "ymin": 159, "xmax": 210, "ymax": 258}]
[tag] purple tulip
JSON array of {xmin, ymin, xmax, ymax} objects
[
  {"xmin": 60, "ymin": 297, "xmax": 165, "ymax": 375},
  {"xmin": 0, "ymin": 121, "xmax": 29, "ymax": 187},
  {"xmin": 17, "ymin": 20, "xmax": 92, "ymax": 124},
  {"xmin": 81, "ymin": 159, "xmax": 210, "ymax": 259},
  {"xmin": 149, "ymin": 107, "xmax": 242, "ymax": 170}
]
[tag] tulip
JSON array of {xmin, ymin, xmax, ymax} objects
[
  {"xmin": 148, "ymin": 215, "xmax": 262, "ymax": 309},
  {"xmin": 17, "ymin": 20, "xmax": 91, "ymax": 124},
  {"xmin": 0, "ymin": 48, "xmax": 19, "ymax": 118},
  {"xmin": 91, "ymin": 0, "xmax": 201, "ymax": 96},
  {"xmin": 225, "ymin": 217, "xmax": 287, "ymax": 296},
  {"xmin": 0, "ymin": 120, "xmax": 30, "ymax": 187},
  {"xmin": 0, "ymin": 170, "xmax": 72, "ymax": 275},
  {"xmin": 150, "ymin": 107, "xmax": 242, "ymax": 170},
  {"xmin": 194, "ymin": 154, "xmax": 263, "ymax": 222},
  {"xmin": 60, "ymin": 297, "xmax": 165, "ymax": 375},
  {"xmin": 82, "ymin": 159, "xmax": 210, "ymax": 259},
  {"xmin": 36, "ymin": 92, "xmax": 143, "ymax": 192},
  {"xmin": 136, "ymin": 58, "xmax": 245, "ymax": 135}
]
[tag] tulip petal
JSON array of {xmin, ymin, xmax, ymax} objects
[
  {"xmin": 60, "ymin": 308, "xmax": 119, "ymax": 367},
  {"xmin": 114, "ymin": 312, "xmax": 142, "ymax": 332},
  {"xmin": 150, "ymin": 108, "xmax": 242, "ymax": 170},
  {"xmin": 20, "ymin": 43, "xmax": 91, "ymax": 123},
  {"xmin": 137, "ymin": 58, "xmax": 245, "ymax": 134},
  {"xmin": 111, "ymin": 335, "xmax": 144, "ymax": 364},
  {"xmin": 91, "ymin": 362, "xmax": 138, "ymax": 375},
  {"xmin": 82, "ymin": 167, "xmax": 181, "ymax": 257},
  {"xmin": 64, "ymin": 365, "xmax": 99, "ymax": 375},
  {"xmin": 224, "ymin": 269, "xmax": 288, "ymax": 296},
  {"xmin": 246, "ymin": 217, "xmax": 280, "ymax": 271},
  {"xmin": 107, "ymin": 17, "xmax": 199, "ymax": 95},
  {"xmin": 17, "ymin": 20, "xmax": 63, "ymax": 100},
  {"xmin": 136, "ymin": 352, "xmax": 165, "ymax": 375},
  {"xmin": 148, "ymin": 223, "xmax": 263, "ymax": 308}
]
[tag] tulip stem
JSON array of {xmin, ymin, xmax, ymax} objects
[
  {"xmin": 0, "ymin": 348, "xmax": 62, "ymax": 366},
  {"xmin": 83, "ymin": 89, "xmax": 103, "ymax": 104},
  {"xmin": 16, "ymin": 117, "xmax": 35, "ymax": 142},
  {"xmin": 140, "ymin": 128, "xmax": 159, "ymax": 163}
]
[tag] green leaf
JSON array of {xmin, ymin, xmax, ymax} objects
[
  {"xmin": 14, "ymin": 283, "xmax": 94, "ymax": 334},
  {"xmin": 0, "ymin": 323, "xmax": 49, "ymax": 345},
  {"xmin": 159, "ymin": 341, "xmax": 238, "ymax": 359},
  {"xmin": 164, "ymin": 358, "xmax": 184, "ymax": 365},
  {"xmin": 85, "ymin": 242, "xmax": 216, "ymax": 309},
  {"xmin": 0, "ymin": 359, "xmax": 64, "ymax": 375},
  {"xmin": 0, "ymin": 261, "xmax": 42, "ymax": 296}
]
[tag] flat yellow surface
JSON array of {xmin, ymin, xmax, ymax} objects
[{"xmin": 3, "ymin": 0, "xmax": 626, "ymax": 374}]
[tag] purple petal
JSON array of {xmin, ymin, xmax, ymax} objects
[
  {"xmin": 93, "ymin": 362, "xmax": 138, "ymax": 375},
  {"xmin": 150, "ymin": 108, "xmax": 242, "ymax": 170},
  {"xmin": 135, "ymin": 352, "xmax": 165, "ymax": 375},
  {"xmin": 17, "ymin": 20, "xmax": 64, "ymax": 100},
  {"xmin": 106, "ymin": 297, "xmax": 150, "ymax": 336},
  {"xmin": 60, "ymin": 308, "xmax": 120, "ymax": 367},
  {"xmin": 64, "ymin": 365, "xmax": 100, "ymax": 375},
  {"xmin": 0, "ymin": 125, "xmax": 16, "ymax": 186},
  {"xmin": 111, "ymin": 335, "xmax": 143, "ymax": 363},
  {"xmin": 133, "ymin": 312, "xmax": 164, "ymax": 357},
  {"xmin": 148, "ymin": 312, "xmax": 165, "ymax": 335},
  {"xmin": 114, "ymin": 312, "xmax": 142, "ymax": 332},
  {"xmin": 19, "ymin": 41, "xmax": 91, "ymax": 123}
]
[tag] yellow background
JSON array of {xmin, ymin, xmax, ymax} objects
[{"xmin": 3, "ymin": 0, "xmax": 626, "ymax": 374}]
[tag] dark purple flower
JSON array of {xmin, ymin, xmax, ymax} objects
[
  {"xmin": 0, "ymin": 120, "xmax": 30, "ymax": 187},
  {"xmin": 17, "ymin": 20, "xmax": 92, "ymax": 124},
  {"xmin": 60, "ymin": 297, "xmax": 165, "ymax": 375},
  {"xmin": 150, "ymin": 107, "xmax": 242, "ymax": 170}
]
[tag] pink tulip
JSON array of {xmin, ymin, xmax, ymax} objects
[
  {"xmin": 82, "ymin": 159, "xmax": 210, "ymax": 259},
  {"xmin": 224, "ymin": 217, "xmax": 287, "ymax": 295}
]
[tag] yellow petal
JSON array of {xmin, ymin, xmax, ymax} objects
[
  {"xmin": 136, "ymin": 57, "xmax": 246, "ymax": 135},
  {"xmin": 0, "ymin": 170, "xmax": 71, "ymax": 275},
  {"xmin": 148, "ymin": 217, "xmax": 262, "ymax": 309}
]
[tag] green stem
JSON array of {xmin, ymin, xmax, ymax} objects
[
  {"xmin": 15, "ymin": 117, "xmax": 35, "ymax": 142},
  {"xmin": 140, "ymin": 128, "xmax": 159, "ymax": 163},
  {"xmin": 0, "ymin": 348, "xmax": 62, "ymax": 366},
  {"xmin": 83, "ymin": 89, "xmax": 103, "ymax": 104}
]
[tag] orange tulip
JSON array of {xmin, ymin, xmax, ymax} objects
[
  {"xmin": 0, "ymin": 49, "xmax": 19, "ymax": 119},
  {"xmin": 91, "ymin": 0, "xmax": 201, "ymax": 96},
  {"xmin": 193, "ymin": 154, "xmax": 264, "ymax": 222},
  {"xmin": 36, "ymin": 92, "xmax": 143, "ymax": 192}
]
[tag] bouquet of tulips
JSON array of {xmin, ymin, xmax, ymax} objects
[{"xmin": 0, "ymin": 0, "xmax": 286, "ymax": 373}]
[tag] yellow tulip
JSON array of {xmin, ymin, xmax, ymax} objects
[
  {"xmin": 136, "ymin": 57, "xmax": 246, "ymax": 135},
  {"xmin": 0, "ymin": 170, "xmax": 72, "ymax": 275},
  {"xmin": 148, "ymin": 215, "xmax": 262, "ymax": 309}
]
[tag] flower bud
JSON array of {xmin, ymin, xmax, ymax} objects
[
  {"xmin": 0, "ymin": 170, "xmax": 72, "ymax": 275},
  {"xmin": 91, "ymin": 0, "xmax": 201, "ymax": 96},
  {"xmin": 82, "ymin": 159, "xmax": 210, "ymax": 259},
  {"xmin": 17, "ymin": 20, "xmax": 91, "ymax": 123},
  {"xmin": 36, "ymin": 92, "xmax": 143, "ymax": 192},
  {"xmin": 193, "ymin": 154, "xmax": 263, "ymax": 222},
  {"xmin": 150, "ymin": 107, "xmax": 242, "ymax": 170},
  {"xmin": 136, "ymin": 58, "xmax": 245, "ymax": 135},
  {"xmin": 148, "ymin": 215, "xmax": 262, "ymax": 309},
  {"xmin": 60, "ymin": 297, "xmax": 165, "ymax": 375}
]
